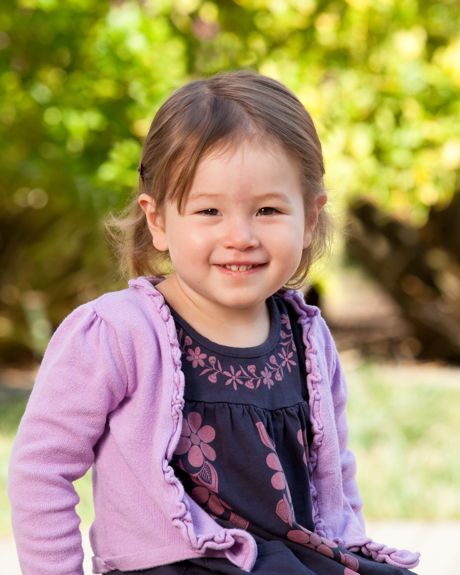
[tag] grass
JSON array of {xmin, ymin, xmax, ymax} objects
[
  {"xmin": 0, "ymin": 397, "xmax": 29, "ymax": 536},
  {"xmin": 1, "ymin": 359, "xmax": 460, "ymax": 537},
  {"xmin": 345, "ymin": 359, "xmax": 460, "ymax": 520}
]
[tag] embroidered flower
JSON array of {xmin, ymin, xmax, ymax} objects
[
  {"xmin": 175, "ymin": 412, "xmax": 216, "ymax": 467},
  {"xmin": 278, "ymin": 347, "xmax": 296, "ymax": 372},
  {"xmin": 223, "ymin": 365, "xmax": 243, "ymax": 390},
  {"xmin": 177, "ymin": 310, "xmax": 298, "ymax": 391},
  {"xmin": 260, "ymin": 366, "xmax": 274, "ymax": 388},
  {"xmin": 186, "ymin": 346, "xmax": 207, "ymax": 368}
]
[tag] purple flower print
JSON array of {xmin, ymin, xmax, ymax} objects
[
  {"xmin": 278, "ymin": 347, "xmax": 296, "ymax": 372},
  {"xmin": 223, "ymin": 365, "xmax": 243, "ymax": 390},
  {"xmin": 186, "ymin": 346, "xmax": 207, "ymax": 368},
  {"xmin": 178, "ymin": 314, "xmax": 298, "ymax": 391},
  {"xmin": 260, "ymin": 367, "xmax": 274, "ymax": 388},
  {"xmin": 175, "ymin": 412, "xmax": 216, "ymax": 468}
]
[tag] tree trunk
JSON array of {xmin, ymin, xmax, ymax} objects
[{"xmin": 347, "ymin": 191, "xmax": 460, "ymax": 363}]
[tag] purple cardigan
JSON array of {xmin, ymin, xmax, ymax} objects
[{"xmin": 8, "ymin": 277, "xmax": 420, "ymax": 574}]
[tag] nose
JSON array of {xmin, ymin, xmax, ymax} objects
[{"xmin": 222, "ymin": 216, "xmax": 260, "ymax": 251}]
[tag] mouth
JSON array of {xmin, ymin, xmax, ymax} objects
[
  {"xmin": 217, "ymin": 263, "xmax": 264, "ymax": 273},
  {"xmin": 223, "ymin": 264, "xmax": 256, "ymax": 272}
]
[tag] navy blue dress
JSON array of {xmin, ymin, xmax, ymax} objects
[{"xmin": 110, "ymin": 295, "xmax": 417, "ymax": 575}]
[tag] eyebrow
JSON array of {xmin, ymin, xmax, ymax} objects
[{"xmin": 188, "ymin": 191, "xmax": 292, "ymax": 203}]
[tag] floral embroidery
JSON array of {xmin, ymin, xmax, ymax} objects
[
  {"xmin": 173, "ymin": 410, "xmax": 249, "ymax": 530},
  {"xmin": 186, "ymin": 346, "xmax": 207, "ymax": 368},
  {"xmin": 223, "ymin": 365, "xmax": 243, "ymax": 389},
  {"xmin": 175, "ymin": 412, "xmax": 216, "ymax": 468},
  {"xmin": 177, "ymin": 313, "xmax": 297, "ymax": 391}
]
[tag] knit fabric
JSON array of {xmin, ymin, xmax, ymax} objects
[{"xmin": 8, "ymin": 277, "xmax": 420, "ymax": 574}]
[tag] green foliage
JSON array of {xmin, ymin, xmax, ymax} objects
[{"xmin": 1, "ymin": 0, "xmax": 459, "ymax": 358}]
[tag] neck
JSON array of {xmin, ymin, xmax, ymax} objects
[{"xmin": 156, "ymin": 277, "xmax": 270, "ymax": 348}]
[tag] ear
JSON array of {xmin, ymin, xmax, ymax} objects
[
  {"xmin": 138, "ymin": 193, "xmax": 169, "ymax": 252},
  {"xmin": 303, "ymin": 192, "xmax": 327, "ymax": 249}
]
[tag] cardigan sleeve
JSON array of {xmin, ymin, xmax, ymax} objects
[
  {"xmin": 328, "ymin": 332, "xmax": 420, "ymax": 569},
  {"xmin": 8, "ymin": 303, "xmax": 128, "ymax": 575},
  {"xmin": 328, "ymin": 343, "xmax": 366, "ymax": 534}
]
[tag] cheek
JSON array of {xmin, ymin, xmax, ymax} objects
[{"xmin": 167, "ymin": 226, "xmax": 211, "ymax": 262}]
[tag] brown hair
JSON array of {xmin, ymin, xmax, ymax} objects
[{"xmin": 108, "ymin": 70, "xmax": 330, "ymax": 288}]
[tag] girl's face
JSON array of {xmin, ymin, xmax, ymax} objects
[{"xmin": 140, "ymin": 140, "xmax": 325, "ymax": 323}]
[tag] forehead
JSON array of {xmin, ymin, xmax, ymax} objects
[
  {"xmin": 170, "ymin": 133, "xmax": 303, "ymax": 212},
  {"xmin": 184, "ymin": 140, "xmax": 303, "ymax": 203}
]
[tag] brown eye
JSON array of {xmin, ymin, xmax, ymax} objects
[
  {"xmin": 257, "ymin": 207, "xmax": 279, "ymax": 216},
  {"xmin": 199, "ymin": 208, "xmax": 219, "ymax": 216}
]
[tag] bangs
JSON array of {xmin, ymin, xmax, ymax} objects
[{"xmin": 142, "ymin": 84, "xmax": 257, "ymax": 213}]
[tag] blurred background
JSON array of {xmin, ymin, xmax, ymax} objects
[{"xmin": 1, "ymin": 0, "xmax": 459, "ymax": 573}]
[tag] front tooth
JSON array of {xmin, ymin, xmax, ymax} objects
[{"xmin": 227, "ymin": 265, "xmax": 252, "ymax": 271}]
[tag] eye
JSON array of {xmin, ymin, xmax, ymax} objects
[
  {"xmin": 257, "ymin": 207, "xmax": 280, "ymax": 216},
  {"xmin": 198, "ymin": 208, "xmax": 219, "ymax": 216}
]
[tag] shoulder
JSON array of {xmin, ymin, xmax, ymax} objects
[
  {"xmin": 77, "ymin": 276, "xmax": 165, "ymax": 328},
  {"xmin": 52, "ymin": 277, "xmax": 168, "ymax": 355},
  {"xmin": 277, "ymin": 289, "xmax": 340, "ymax": 373},
  {"xmin": 44, "ymin": 278, "xmax": 171, "ymax": 394},
  {"xmin": 277, "ymin": 289, "xmax": 334, "ymax": 340}
]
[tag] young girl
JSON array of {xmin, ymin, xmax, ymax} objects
[{"xmin": 9, "ymin": 71, "xmax": 420, "ymax": 575}]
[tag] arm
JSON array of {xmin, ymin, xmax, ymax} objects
[
  {"xmin": 328, "ymin": 333, "xmax": 420, "ymax": 568},
  {"xmin": 329, "ymin": 349, "xmax": 365, "ymax": 533},
  {"xmin": 8, "ymin": 304, "xmax": 128, "ymax": 575}
]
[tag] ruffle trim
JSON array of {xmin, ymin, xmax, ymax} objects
[
  {"xmin": 281, "ymin": 290, "xmax": 327, "ymax": 536},
  {"xmin": 128, "ymin": 277, "xmax": 257, "ymax": 572},
  {"xmin": 345, "ymin": 538, "xmax": 420, "ymax": 569}
]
